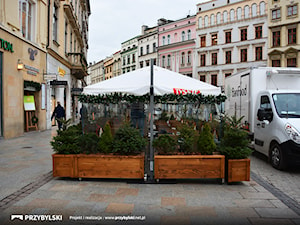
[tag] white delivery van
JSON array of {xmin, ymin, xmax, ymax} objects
[{"xmin": 224, "ymin": 67, "xmax": 300, "ymax": 169}]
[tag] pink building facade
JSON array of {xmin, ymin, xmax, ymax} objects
[{"xmin": 157, "ymin": 16, "xmax": 196, "ymax": 77}]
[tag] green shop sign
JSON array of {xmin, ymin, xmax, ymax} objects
[{"xmin": 0, "ymin": 38, "xmax": 14, "ymax": 53}]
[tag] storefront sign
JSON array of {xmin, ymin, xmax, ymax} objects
[
  {"xmin": 24, "ymin": 96, "xmax": 36, "ymax": 111},
  {"xmin": 50, "ymin": 80, "xmax": 68, "ymax": 86},
  {"xmin": 0, "ymin": 38, "xmax": 14, "ymax": 53},
  {"xmin": 58, "ymin": 67, "xmax": 66, "ymax": 77},
  {"xmin": 24, "ymin": 65, "xmax": 39, "ymax": 76}
]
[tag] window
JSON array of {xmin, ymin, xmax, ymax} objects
[
  {"xmin": 187, "ymin": 51, "xmax": 192, "ymax": 64},
  {"xmin": 140, "ymin": 47, "xmax": 143, "ymax": 56},
  {"xmin": 201, "ymin": 36, "xmax": 206, "ymax": 47},
  {"xmin": 230, "ymin": 9, "xmax": 235, "ymax": 21},
  {"xmin": 287, "ymin": 58, "xmax": 296, "ymax": 67},
  {"xmin": 241, "ymin": 28, "xmax": 247, "ymax": 41},
  {"xmin": 225, "ymin": 73, "xmax": 231, "ymax": 77},
  {"xmin": 153, "ymin": 43, "xmax": 156, "ymax": 52},
  {"xmin": 237, "ymin": 7, "xmax": 242, "ymax": 20},
  {"xmin": 211, "ymin": 53, "xmax": 218, "ymax": 65},
  {"xmin": 181, "ymin": 52, "xmax": 185, "ymax": 65},
  {"xmin": 211, "ymin": 14, "xmax": 215, "ymax": 26},
  {"xmin": 225, "ymin": 51, "xmax": 231, "ymax": 64},
  {"xmin": 223, "ymin": 11, "xmax": 228, "ymax": 23},
  {"xmin": 225, "ymin": 31, "xmax": 231, "ymax": 43},
  {"xmin": 132, "ymin": 53, "xmax": 135, "ymax": 63},
  {"xmin": 255, "ymin": 47, "xmax": 262, "ymax": 61},
  {"xmin": 162, "ymin": 36, "xmax": 166, "ymax": 45},
  {"xmin": 211, "ymin": 74, "xmax": 217, "ymax": 86},
  {"xmin": 260, "ymin": 2, "xmax": 266, "ymax": 15},
  {"xmin": 19, "ymin": 0, "xmax": 34, "ymax": 40},
  {"xmin": 127, "ymin": 55, "xmax": 130, "ymax": 64},
  {"xmin": 146, "ymin": 45, "xmax": 149, "ymax": 54},
  {"xmin": 198, "ymin": 17, "xmax": 202, "ymax": 28},
  {"xmin": 272, "ymin": 60, "xmax": 280, "ymax": 67},
  {"xmin": 244, "ymin": 5, "xmax": 250, "ymax": 19},
  {"xmin": 288, "ymin": 28, "xmax": 296, "ymax": 44},
  {"xmin": 162, "ymin": 56, "xmax": 166, "ymax": 67},
  {"xmin": 288, "ymin": 5, "xmax": 298, "ymax": 16},
  {"xmin": 255, "ymin": 26, "xmax": 262, "ymax": 39},
  {"xmin": 211, "ymin": 34, "xmax": 218, "ymax": 45},
  {"xmin": 167, "ymin": 35, "xmax": 171, "ymax": 44},
  {"xmin": 187, "ymin": 30, "xmax": 191, "ymax": 40},
  {"xmin": 216, "ymin": 12, "xmax": 221, "ymax": 24},
  {"xmin": 204, "ymin": 15, "xmax": 209, "ymax": 27},
  {"xmin": 252, "ymin": 4, "xmax": 257, "ymax": 17},
  {"xmin": 182, "ymin": 31, "xmax": 185, "ymax": 41},
  {"xmin": 53, "ymin": 3, "xmax": 58, "ymax": 42},
  {"xmin": 200, "ymin": 75, "xmax": 206, "ymax": 82},
  {"xmin": 241, "ymin": 49, "xmax": 247, "ymax": 62},
  {"xmin": 273, "ymin": 31, "xmax": 280, "ymax": 47},
  {"xmin": 70, "ymin": 31, "xmax": 73, "ymax": 52},
  {"xmin": 167, "ymin": 55, "xmax": 171, "ymax": 67},
  {"xmin": 64, "ymin": 21, "xmax": 68, "ymax": 53},
  {"xmin": 272, "ymin": 9, "xmax": 281, "ymax": 19},
  {"xmin": 200, "ymin": 54, "xmax": 206, "ymax": 66}
]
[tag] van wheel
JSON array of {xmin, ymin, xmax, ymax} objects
[{"xmin": 270, "ymin": 143, "xmax": 286, "ymax": 170}]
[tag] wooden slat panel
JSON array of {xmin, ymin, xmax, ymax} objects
[
  {"xmin": 52, "ymin": 154, "xmax": 75, "ymax": 177},
  {"xmin": 154, "ymin": 155, "xmax": 225, "ymax": 179},
  {"xmin": 228, "ymin": 159, "xmax": 250, "ymax": 183},
  {"xmin": 77, "ymin": 155, "xmax": 144, "ymax": 179}
]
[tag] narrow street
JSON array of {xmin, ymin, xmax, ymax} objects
[{"xmin": 250, "ymin": 151, "xmax": 300, "ymax": 209}]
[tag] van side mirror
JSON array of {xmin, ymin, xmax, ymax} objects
[{"xmin": 257, "ymin": 108, "xmax": 273, "ymax": 122}]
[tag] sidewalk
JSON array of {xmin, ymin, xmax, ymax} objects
[{"xmin": 0, "ymin": 128, "xmax": 299, "ymax": 225}]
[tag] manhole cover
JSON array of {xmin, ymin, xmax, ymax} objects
[{"xmin": 22, "ymin": 146, "xmax": 32, "ymax": 149}]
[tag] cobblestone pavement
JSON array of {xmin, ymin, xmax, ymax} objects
[
  {"xmin": 0, "ymin": 129, "xmax": 300, "ymax": 225},
  {"xmin": 250, "ymin": 152, "xmax": 300, "ymax": 207}
]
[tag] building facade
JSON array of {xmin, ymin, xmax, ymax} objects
[
  {"xmin": 104, "ymin": 56, "xmax": 113, "ymax": 80},
  {"xmin": 0, "ymin": 0, "xmax": 48, "ymax": 138},
  {"xmin": 87, "ymin": 60, "xmax": 104, "ymax": 85},
  {"xmin": 138, "ymin": 25, "xmax": 158, "ymax": 68},
  {"xmin": 46, "ymin": 0, "xmax": 90, "ymax": 128},
  {"xmin": 121, "ymin": 36, "xmax": 139, "ymax": 74},
  {"xmin": 112, "ymin": 50, "xmax": 121, "ymax": 77},
  {"xmin": 195, "ymin": 0, "xmax": 268, "ymax": 90},
  {"xmin": 268, "ymin": 0, "xmax": 299, "ymax": 67},
  {"xmin": 157, "ymin": 16, "xmax": 196, "ymax": 77}
]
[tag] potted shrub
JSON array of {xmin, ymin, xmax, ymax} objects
[
  {"xmin": 51, "ymin": 122, "xmax": 146, "ymax": 179},
  {"xmin": 197, "ymin": 123, "xmax": 216, "ymax": 155},
  {"xmin": 152, "ymin": 134, "xmax": 177, "ymax": 155},
  {"xmin": 219, "ymin": 116, "xmax": 253, "ymax": 183},
  {"xmin": 154, "ymin": 123, "xmax": 225, "ymax": 182}
]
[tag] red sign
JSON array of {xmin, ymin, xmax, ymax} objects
[{"xmin": 173, "ymin": 88, "xmax": 201, "ymax": 95}]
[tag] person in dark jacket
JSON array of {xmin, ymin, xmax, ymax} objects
[{"xmin": 51, "ymin": 101, "xmax": 66, "ymax": 130}]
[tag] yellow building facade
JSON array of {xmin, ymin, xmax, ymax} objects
[
  {"xmin": 268, "ymin": 0, "xmax": 300, "ymax": 67},
  {"xmin": 0, "ymin": 0, "xmax": 48, "ymax": 138}
]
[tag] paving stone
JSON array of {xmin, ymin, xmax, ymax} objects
[{"xmin": 254, "ymin": 207, "xmax": 300, "ymax": 218}]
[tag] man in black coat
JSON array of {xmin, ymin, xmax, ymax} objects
[{"xmin": 51, "ymin": 101, "xmax": 66, "ymax": 130}]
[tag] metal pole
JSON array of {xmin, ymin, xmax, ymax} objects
[{"xmin": 149, "ymin": 59, "xmax": 154, "ymax": 182}]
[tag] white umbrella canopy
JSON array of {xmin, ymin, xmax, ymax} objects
[{"xmin": 83, "ymin": 66, "xmax": 221, "ymax": 96}]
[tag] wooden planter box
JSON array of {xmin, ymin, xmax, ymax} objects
[
  {"xmin": 52, "ymin": 154, "xmax": 76, "ymax": 178},
  {"xmin": 154, "ymin": 155, "xmax": 225, "ymax": 181},
  {"xmin": 52, "ymin": 154, "xmax": 144, "ymax": 179},
  {"xmin": 227, "ymin": 158, "xmax": 250, "ymax": 183}
]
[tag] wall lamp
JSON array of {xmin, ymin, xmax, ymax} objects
[{"xmin": 17, "ymin": 59, "xmax": 24, "ymax": 70}]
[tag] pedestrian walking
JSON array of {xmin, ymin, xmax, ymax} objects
[{"xmin": 51, "ymin": 101, "xmax": 66, "ymax": 130}]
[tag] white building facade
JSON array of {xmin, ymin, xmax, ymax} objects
[
  {"xmin": 138, "ymin": 25, "xmax": 158, "ymax": 68},
  {"xmin": 195, "ymin": 0, "xmax": 268, "ymax": 90},
  {"xmin": 121, "ymin": 36, "xmax": 139, "ymax": 73}
]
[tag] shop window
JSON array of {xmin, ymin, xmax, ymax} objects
[{"xmin": 287, "ymin": 58, "xmax": 296, "ymax": 67}]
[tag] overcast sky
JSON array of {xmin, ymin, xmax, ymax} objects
[{"xmin": 87, "ymin": 0, "xmax": 208, "ymax": 64}]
